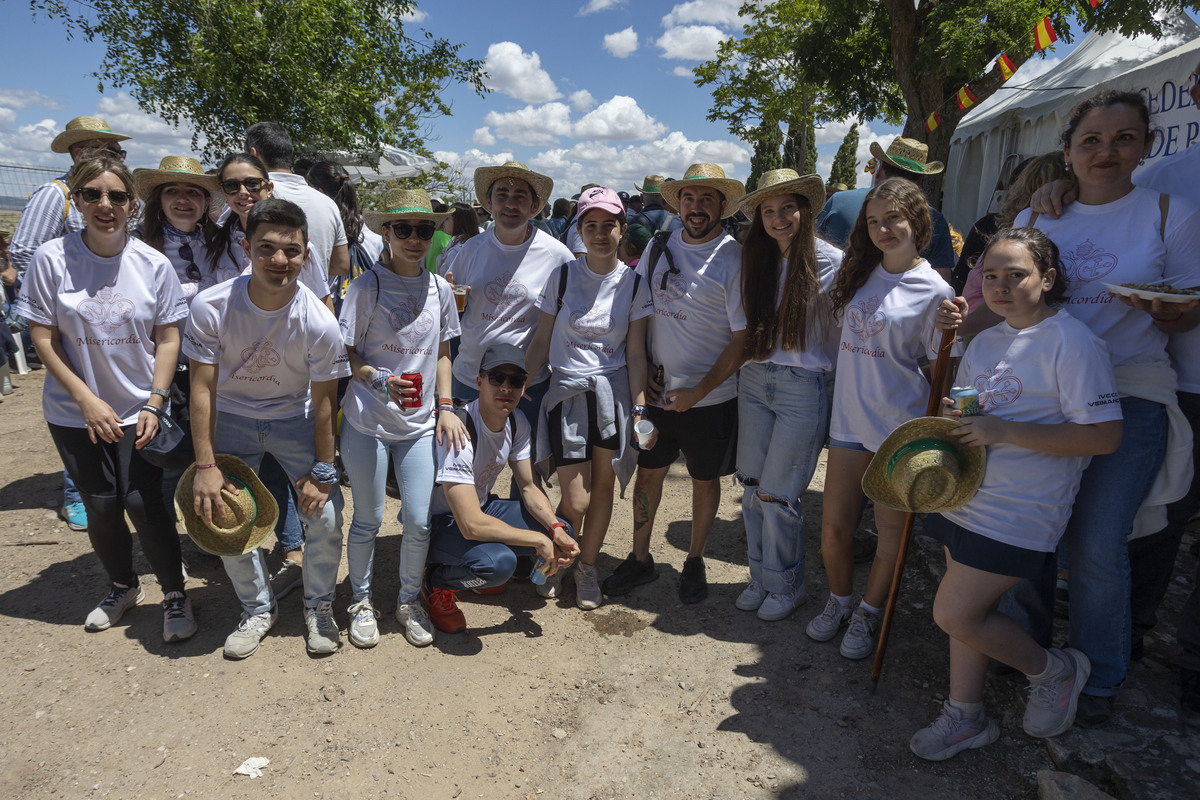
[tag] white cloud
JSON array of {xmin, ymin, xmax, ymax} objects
[
  {"xmin": 432, "ymin": 148, "xmax": 515, "ymax": 171},
  {"xmin": 603, "ymin": 27, "xmax": 639, "ymax": 58},
  {"xmin": 0, "ymin": 108, "xmax": 15, "ymax": 128},
  {"xmin": 673, "ymin": 66, "xmax": 695, "ymax": 78},
  {"xmin": 399, "ymin": 9, "xmax": 429, "ymax": 22},
  {"xmin": 569, "ymin": 90, "xmax": 596, "ymax": 112},
  {"xmin": 573, "ymin": 96, "xmax": 667, "ymax": 140},
  {"xmin": 656, "ymin": 25, "xmax": 728, "ymax": 61},
  {"xmin": 481, "ymin": 42, "xmax": 562, "ymax": 103},
  {"xmin": 472, "ymin": 126, "xmax": 496, "ymax": 147},
  {"xmin": 0, "ymin": 89, "xmax": 63, "ymax": 111},
  {"xmin": 483, "ymin": 102, "xmax": 574, "ymax": 146},
  {"xmin": 580, "ymin": 0, "xmax": 624, "ymax": 14},
  {"xmin": 662, "ymin": 0, "xmax": 749, "ymax": 29}
]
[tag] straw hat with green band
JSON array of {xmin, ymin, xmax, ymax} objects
[
  {"xmin": 132, "ymin": 156, "xmax": 220, "ymax": 199},
  {"xmin": 868, "ymin": 136, "xmax": 945, "ymax": 176},
  {"xmin": 51, "ymin": 115, "xmax": 131, "ymax": 154},
  {"xmin": 174, "ymin": 455, "xmax": 279, "ymax": 557},
  {"xmin": 739, "ymin": 169, "xmax": 826, "ymax": 219},
  {"xmin": 659, "ymin": 163, "xmax": 747, "ymax": 219},
  {"xmin": 635, "ymin": 174, "xmax": 666, "ymax": 194},
  {"xmin": 472, "ymin": 161, "xmax": 554, "ymax": 208},
  {"xmin": 363, "ymin": 188, "xmax": 450, "ymax": 234},
  {"xmin": 862, "ymin": 417, "xmax": 986, "ymax": 513}
]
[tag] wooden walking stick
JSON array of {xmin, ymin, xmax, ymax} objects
[{"xmin": 870, "ymin": 326, "xmax": 957, "ymax": 687}]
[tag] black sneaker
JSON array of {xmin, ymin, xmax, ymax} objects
[
  {"xmin": 1075, "ymin": 693, "xmax": 1112, "ymax": 728},
  {"xmin": 678, "ymin": 556, "xmax": 707, "ymax": 604},
  {"xmin": 601, "ymin": 553, "xmax": 658, "ymax": 596}
]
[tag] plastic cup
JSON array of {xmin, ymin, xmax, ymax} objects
[
  {"xmin": 453, "ymin": 286, "xmax": 468, "ymax": 312},
  {"xmin": 634, "ymin": 419, "xmax": 655, "ymax": 448}
]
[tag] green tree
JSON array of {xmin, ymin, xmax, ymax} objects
[
  {"xmin": 746, "ymin": 122, "xmax": 783, "ymax": 192},
  {"xmin": 781, "ymin": 118, "xmax": 818, "ymax": 175},
  {"xmin": 829, "ymin": 123, "xmax": 859, "ymax": 189},
  {"xmin": 31, "ymin": 0, "xmax": 486, "ymax": 162}
]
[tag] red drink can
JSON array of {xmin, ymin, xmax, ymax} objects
[{"xmin": 400, "ymin": 371, "xmax": 423, "ymax": 412}]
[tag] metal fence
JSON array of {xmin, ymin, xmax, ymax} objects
[{"xmin": 0, "ymin": 162, "xmax": 70, "ymax": 234}]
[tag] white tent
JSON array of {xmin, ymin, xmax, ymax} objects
[
  {"xmin": 332, "ymin": 145, "xmax": 438, "ymax": 184},
  {"xmin": 944, "ymin": 13, "xmax": 1200, "ymax": 230}
]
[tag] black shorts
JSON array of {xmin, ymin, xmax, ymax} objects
[
  {"xmin": 637, "ymin": 398, "xmax": 738, "ymax": 480},
  {"xmin": 548, "ymin": 391, "xmax": 621, "ymax": 467},
  {"xmin": 929, "ymin": 517, "xmax": 1055, "ymax": 582}
]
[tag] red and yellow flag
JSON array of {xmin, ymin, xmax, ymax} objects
[
  {"xmin": 925, "ymin": 111, "xmax": 941, "ymax": 133},
  {"xmin": 1089, "ymin": 0, "xmax": 1102, "ymax": 7},
  {"xmin": 1034, "ymin": 17, "xmax": 1058, "ymax": 51},
  {"xmin": 957, "ymin": 86, "xmax": 978, "ymax": 111},
  {"xmin": 997, "ymin": 53, "xmax": 1017, "ymax": 82}
]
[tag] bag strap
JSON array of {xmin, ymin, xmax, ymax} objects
[
  {"xmin": 646, "ymin": 231, "xmax": 677, "ymax": 291},
  {"xmin": 1159, "ymin": 193, "xmax": 1169, "ymax": 241},
  {"xmin": 1027, "ymin": 210, "xmax": 1040, "ymax": 229},
  {"xmin": 52, "ymin": 180, "xmax": 70, "ymax": 223},
  {"xmin": 629, "ymin": 271, "xmax": 642, "ymax": 314},
  {"xmin": 555, "ymin": 262, "xmax": 570, "ymax": 311},
  {"xmin": 454, "ymin": 406, "xmax": 517, "ymax": 468}
]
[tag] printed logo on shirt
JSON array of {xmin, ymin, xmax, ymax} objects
[
  {"xmin": 651, "ymin": 273, "xmax": 688, "ymax": 307},
  {"xmin": 239, "ymin": 338, "xmax": 282, "ymax": 374},
  {"xmin": 484, "ymin": 271, "xmax": 528, "ymax": 311},
  {"xmin": 568, "ymin": 307, "xmax": 615, "ymax": 339},
  {"xmin": 847, "ymin": 296, "xmax": 886, "ymax": 343},
  {"xmin": 475, "ymin": 459, "xmax": 505, "ymax": 494},
  {"xmin": 974, "ymin": 362, "xmax": 1023, "ymax": 409},
  {"xmin": 77, "ymin": 287, "xmax": 134, "ymax": 335},
  {"xmin": 388, "ymin": 305, "xmax": 435, "ymax": 344},
  {"xmin": 1061, "ymin": 239, "xmax": 1118, "ymax": 290}
]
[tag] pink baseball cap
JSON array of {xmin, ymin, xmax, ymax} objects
[{"xmin": 575, "ymin": 186, "xmax": 625, "ymax": 223}]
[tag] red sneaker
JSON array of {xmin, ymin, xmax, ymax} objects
[
  {"xmin": 422, "ymin": 585, "xmax": 466, "ymax": 633},
  {"xmin": 472, "ymin": 583, "xmax": 507, "ymax": 596}
]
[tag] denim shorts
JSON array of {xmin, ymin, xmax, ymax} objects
[
  {"xmin": 828, "ymin": 438, "xmax": 868, "ymax": 452},
  {"xmin": 929, "ymin": 517, "xmax": 1054, "ymax": 581}
]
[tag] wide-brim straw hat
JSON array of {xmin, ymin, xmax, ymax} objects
[
  {"xmin": 635, "ymin": 174, "xmax": 666, "ymax": 194},
  {"xmin": 174, "ymin": 455, "xmax": 279, "ymax": 557},
  {"xmin": 473, "ymin": 161, "xmax": 554, "ymax": 207},
  {"xmin": 363, "ymin": 188, "xmax": 450, "ymax": 235},
  {"xmin": 869, "ymin": 136, "xmax": 945, "ymax": 176},
  {"xmin": 739, "ymin": 169, "xmax": 826, "ymax": 218},
  {"xmin": 51, "ymin": 116, "xmax": 131, "ymax": 154},
  {"xmin": 862, "ymin": 417, "xmax": 986, "ymax": 514},
  {"xmin": 660, "ymin": 163, "xmax": 746, "ymax": 219},
  {"xmin": 132, "ymin": 156, "xmax": 220, "ymax": 199}
]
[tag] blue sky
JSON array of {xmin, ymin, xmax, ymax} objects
[{"xmin": 0, "ymin": 0, "xmax": 1151, "ymax": 200}]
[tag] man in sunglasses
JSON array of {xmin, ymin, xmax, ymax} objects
[
  {"xmin": 423, "ymin": 344, "xmax": 578, "ymax": 634},
  {"xmin": 7, "ymin": 115, "xmax": 131, "ymax": 534}
]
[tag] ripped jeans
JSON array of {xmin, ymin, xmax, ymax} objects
[{"xmin": 735, "ymin": 362, "xmax": 829, "ymax": 595}]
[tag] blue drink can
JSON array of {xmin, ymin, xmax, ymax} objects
[
  {"xmin": 950, "ymin": 386, "xmax": 981, "ymax": 416},
  {"xmin": 530, "ymin": 556, "xmax": 550, "ymax": 585}
]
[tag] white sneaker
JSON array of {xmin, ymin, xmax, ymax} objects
[
  {"xmin": 910, "ymin": 701, "xmax": 1000, "ymax": 761},
  {"xmin": 735, "ymin": 580, "xmax": 767, "ymax": 611},
  {"xmin": 347, "ymin": 599, "xmax": 380, "ymax": 649},
  {"xmin": 537, "ymin": 567, "xmax": 564, "ymax": 599},
  {"xmin": 839, "ymin": 607, "xmax": 880, "ymax": 660},
  {"xmin": 84, "ymin": 583, "xmax": 144, "ymax": 631},
  {"xmin": 223, "ymin": 607, "xmax": 277, "ymax": 659},
  {"xmin": 162, "ymin": 591, "xmax": 197, "ymax": 642},
  {"xmin": 805, "ymin": 596, "xmax": 852, "ymax": 642},
  {"xmin": 757, "ymin": 590, "xmax": 803, "ymax": 621},
  {"xmin": 396, "ymin": 601, "xmax": 435, "ymax": 647},
  {"xmin": 304, "ymin": 600, "xmax": 340, "ymax": 654},
  {"xmin": 575, "ymin": 562, "xmax": 603, "ymax": 610}
]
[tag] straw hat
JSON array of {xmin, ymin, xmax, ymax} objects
[
  {"xmin": 869, "ymin": 136, "xmax": 945, "ymax": 176},
  {"xmin": 362, "ymin": 188, "xmax": 450, "ymax": 235},
  {"xmin": 861, "ymin": 417, "xmax": 986, "ymax": 514},
  {"xmin": 174, "ymin": 455, "xmax": 279, "ymax": 557},
  {"xmin": 473, "ymin": 161, "xmax": 554, "ymax": 207},
  {"xmin": 739, "ymin": 169, "xmax": 826, "ymax": 218},
  {"xmin": 659, "ymin": 163, "xmax": 746, "ymax": 219},
  {"xmin": 132, "ymin": 156, "xmax": 220, "ymax": 199},
  {"xmin": 635, "ymin": 175, "xmax": 666, "ymax": 195},
  {"xmin": 51, "ymin": 116, "xmax": 131, "ymax": 154}
]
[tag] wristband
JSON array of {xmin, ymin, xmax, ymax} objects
[
  {"xmin": 550, "ymin": 521, "xmax": 568, "ymax": 532},
  {"xmin": 195, "ymin": 462, "xmax": 218, "ymax": 470},
  {"xmin": 1152, "ymin": 311, "xmax": 1183, "ymax": 322},
  {"xmin": 141, "ymin": 405, "xmax": 162, "ymax": 415},
  {"xmin": 150, "ymin": 387, "xmax": 170, "ymax": 400},
  {"xmin": 370, "ymin": 367, "xmax": 393, "ymax": 391},
  {"xmin": 310, "ymin": 461, "xmax": 340, "ymax": 484},
  {"xmin": 439, "ymin": 397, "xmax": 453, "ymax": 406},
  {"xmin": 631, "ymin": 404, "xmax": 646, "ymax": 416},
  {"xmin": 437, "ymin": 405, "xmax": 456, "ymax": 413}
]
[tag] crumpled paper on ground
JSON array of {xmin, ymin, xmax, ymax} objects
[{"xmin": 233, "ymin": 757, "xmax": 270, "ymax": 778}]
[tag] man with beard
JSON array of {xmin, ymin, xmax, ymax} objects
[{"xmin": 601, "ymin": 163, "xmax": 747, "ymax": 604}]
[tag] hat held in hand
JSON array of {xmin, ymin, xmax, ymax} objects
[
  {"xmin": 174, "ymin": 455, "xmax": 278, "ymax": 557},
  {"xmin": 862, "ymin": 417, "xmax": 986, "ymax": 513}
]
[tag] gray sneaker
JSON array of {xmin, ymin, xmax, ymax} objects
[
  {"xmin": 839, "ymin": 607, "xmax": 879, "ymax": 660},
  {"xmin": 223, "ymin": 607, "xmax": 277, "ymax": 659},
  {"xmin": 396, "ymin": 601, "xmax": 435, "ymax": 647},
  {"xmin": 805, "ymin": 596, "xmax": 852, "ymax": 642},
  {"xmin": 269, "ymin": 558, "xmax": 303, "ymax": 600},
  {"xmin": 1023, "ymin": 647, "xmax": 1091, "ymax": 738},
  {"xmin": 735, "ymin": 580, "xmax": 767, "ymax": 612},
  {"xmin": 575, "ymin": 562, "xmax": 603, "ymax": 610},
  {"xmin": 910, "ymin": 701, "xmax": 1000, "ymax": 761},
  {"xmin": 304, "ymin": 600, "xmax": 340, "ymax": 654},
  {"xmin": 162, "ymin": 591, "xmax": 197, "ymax": 642},
  {"xmin": 347, "ymin": 598, "xmax": 380, "ymax": 649},
  {"xmin": 537, "ymin": 565, "xmax": 565, "ymax": 599},
  {"xmin": 757, "ymin": 589, "xmax": 803, "ymax": 622},
  {"xmin": 84, "ymin": 583, "xmax": 144, "ymax": 631}
]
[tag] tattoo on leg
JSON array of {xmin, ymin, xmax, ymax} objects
[{"xmin": 634, "ymin": 487, "xmax": 650, "ymax": 532}]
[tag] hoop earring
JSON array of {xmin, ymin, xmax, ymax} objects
[{"xmin": 1139, "ymin": 158, "xmax": 1146, "ymax": 165}]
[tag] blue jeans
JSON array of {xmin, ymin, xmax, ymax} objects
[
  {"xmin": 426, "ymin": 496, "xmax": 574, "ymax": 591},
  {"xmin": 214, "ymin": 412, "xmax": 345, "ymax": 616},
  {"xmin": 259, "ymin": 454, "xmax": 304, "ymax": 552},
  {"xmin": 453, "ymin": 375, "xmax": 548, "ymax": 451},
  {"xmin": 340, "ymin": 425, "xmax": 436, "ymax": 604},
  {"xmin": 63, "ymin": 470, "xmax": 82, "ymax": 506},
  {"xmin": 735, "ymin": 363, "xmax": 828, "ymax": 594}
]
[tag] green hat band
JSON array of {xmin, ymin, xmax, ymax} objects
[
  {"xmin": 885, "ymin": 153, "xmax": 928, "ymax": 173},
  {"xmin": 386, "ymin": 205, "xmax": 431, "ymax": 214},
  {"xmin": 886, "ymin": 438, "xmax": 956, "ymax": 481}
]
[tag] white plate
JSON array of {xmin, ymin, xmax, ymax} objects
[{"xmin": 1104, "ymin": 283, "xmax": 1200, "ymax": 304}]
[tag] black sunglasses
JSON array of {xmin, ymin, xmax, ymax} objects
[
  {"xmin": 484, "ymin": 370, "xmax": 527, "ymax": 389},
  {"xmin": 385, "ymin": 221, "xmax": 437, "ymax": 241},
  {"xmin": 75, "ymin": 187, "xmax": 133, "ymax": 207},
  {"xmin": 178, "ymin": 241, "xmax": 202, "ymax": 282},
  {"xmin": 220, "ymin": 177, "xmax": 268, "ymax": 195}
]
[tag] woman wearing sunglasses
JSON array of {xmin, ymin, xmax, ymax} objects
[
  {"xmin": 339, "ymin": 189, "xmax": 467, "ymax": 648},
  {"xmin": 14, "ymin": 155, "xmax": 196, "ymax": 644}
]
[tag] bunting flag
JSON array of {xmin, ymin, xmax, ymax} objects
[
  {"xmin": 997, "ymin": 53, "xmax": 1017, "ymax": 82},
  {"xmin": 1089, "ymin": 0, "xmax": 1102, "ymax": 7},
  {"xmin": 924, "ymin": 111, "xmax": 941, "ymax": 133},
  {"xmin": 1034, "ymin": 16, "xmax": 1059, "ymax": 51},
  {"xmin": 956, "ymin": 86, "xmax": 978, "ymax": 110},
  {"xmin": 865, "ymin": 157, "xmax": 878, "ymax": 174}
]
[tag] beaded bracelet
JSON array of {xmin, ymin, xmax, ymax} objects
[
  {"xmin": 631, "ymin": 404, "xmax": 646, "ymax": 416},
  {"xmin": 195, "ymin": 463, "xmax": 218, "ymax": 470}
]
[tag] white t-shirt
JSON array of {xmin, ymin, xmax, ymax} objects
[
  {"xmin": 182, "ymin": 276, "xmax": 349, "ymax": 419},
  {"xmin": 566, "ymin": 225, "xmax": 587, "ymax": 255},
  {"xmin": 1015, "ymin": 186, "xmax": 1200, "ymax": 370},
  {"xmin": 753, "ymin": 238, "xmax": 843, "ymax": 370},
  {"xmin": 267, "ymin": 172, "xmax": 348, "ymax": 272},
  {"xmin": 639, "ymin": 230, "xmax": 747, "ymax": 407},
  {"xmin": 828, "ymin": 260, "xmax": 955, "ymax": 451},
  {"xmin": 430, "ymin": 401, "xmax": 532, "ymax": 515},
  {"xmin": 16, "ymin": 232, "xmax": 189, "ymax": 427},
  {"xmin": 339, "ymin": 265, "xmax": 461, "ymax": 441},
  {"xmin": 943, "ymin": 311, "xmax": 1122, "ymax": 551},
  {"xmin": 359, "ymin": 227, "xmax": 385, "ymax": 265},
  {"xmin": 140, "ymin": 233, "xmax": 237, "ymax": 304},
  {"xmin": 536, "ymin": 257, "xmax": 653, "ymax": 378},
  {"xmin": 449, "ymin": 226, "xmax": 574, "ymax": 385},
  {"xmin": 216, "ymin": 221, "xmax": 331, "ymax": 300}
]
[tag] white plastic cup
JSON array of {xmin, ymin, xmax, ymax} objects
[{"xmin": 634, "ymin": 419, "xmax": 655, "ymax": 448}]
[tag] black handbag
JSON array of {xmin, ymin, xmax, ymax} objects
[{"xmin": 139, "ymin": 369, "xmax": 194, "ymax": 470}]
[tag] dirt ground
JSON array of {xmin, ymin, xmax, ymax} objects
[{"xmin": 1, "ymin": 368, "xmax": 1062, "ymax": 799}]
